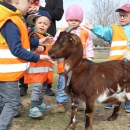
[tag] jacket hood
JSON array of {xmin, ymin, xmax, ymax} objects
[{"xmin": 0, "ymin": 2, "xmax": 22, "ymax": 22}]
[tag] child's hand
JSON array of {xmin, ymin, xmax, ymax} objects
[
  {"xmin": 39, "ymin": 36, "xmax": 54, "ymax": 46},
  {"xmin": 40, "ymin": 55, "xmax": 55, "ymax": 65},
  {"xmin": 83, "ymin": 23, "xmax": 94, "ymax": 30},
  {"xmin": 35, "ymin": 46, "xmax": 45, "ymax": 52}
]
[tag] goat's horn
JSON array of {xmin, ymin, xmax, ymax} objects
[{"xmin": 65, "ymin": 25, "xmax": 79, "ymax": 33}]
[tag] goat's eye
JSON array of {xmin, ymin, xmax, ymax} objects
[{"xmin": 69, "ymin": 37, "xmax": 75, "ymax": 43}]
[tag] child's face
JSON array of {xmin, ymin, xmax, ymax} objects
[
  {"xmin": 34, "ymin": 16, "xmax": 51, "ymax": 33},
  {"xmin": 67, "ymin": 20, "xmax": 81, "ymax": 27},
  {"xmin": 13, "ymin": 0, "xmax": 29, "ymax": 15},
  {"xmin": 118, "ymin": 10, "xmax": 130, "ymax": 25}
]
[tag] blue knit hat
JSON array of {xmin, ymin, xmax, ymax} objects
[{"xmin": 26, "ymin": 10, "xmax": 52, "ymax": 25}]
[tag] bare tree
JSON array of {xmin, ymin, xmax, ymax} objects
[{"xmin": 85, "ymin": 0, "xmax": 129, "ymax": 47}]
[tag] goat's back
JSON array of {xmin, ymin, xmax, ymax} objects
[{"xmin": 66, "ymin": 60, "xmax": 130, "ymax": 102}]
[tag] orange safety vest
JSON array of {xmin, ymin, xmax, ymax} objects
[
  {"xmin": 109, "ymin": 25, "xmax": 130, "ymax": 61},
  {"xmin": 24, "ymin": 32, "xmax": 54, "ymax": 84},
  {"xmin": 57, "ymin": 28, "xmax": 88, "ymax": 74},
  {"xmin": 0, "ymin": 15, "xmax": 30, "ymax": 81}
]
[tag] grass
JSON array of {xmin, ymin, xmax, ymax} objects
[{"xmin": 11, "ymin": 51, "xmax": 130, "ymax": 130}]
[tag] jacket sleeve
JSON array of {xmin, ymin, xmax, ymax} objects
[
  {"xmin": 39, "ymin": 0, "xmax": 64, "ymax": 21},
  {"xmin": 92, "ymin": 25, "xmax": 113, "ymax": 43},
  {"xmin": 1, "ymin": 20, "xmax": 40, "ymax": 63},
  {"xmin": 86, "ymin": 31, "xmax": 94, "ymax": 60}
]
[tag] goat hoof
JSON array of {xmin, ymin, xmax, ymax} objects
[
  {"xmin": 107, "ymin": 117, "xmax": 113, "ymax": 121},
  {"xmin": 65, "ymin": 124, "xmax": 76, "ymax": 130},
  {"xmin": 107, "ymin": 117, "xmax": 115, "ymax": 121}
]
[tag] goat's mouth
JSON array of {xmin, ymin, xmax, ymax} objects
[{"xmin": 49, "ymin": 54, "xmax": 57, "ymax": 61}]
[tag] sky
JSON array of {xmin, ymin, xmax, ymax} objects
[
  {"xmin": 56, "ymin": 0, "xmax": 129, "ymax": 28},
  {"xmin": 56, "ymin": 0, "xmax": 92, "ymax": 28}
]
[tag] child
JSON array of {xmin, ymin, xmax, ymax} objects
[
  {"xmin": 25, "ymin": 10, "xmax": 53, "ymax": 118},
  {"xmin": 54, "ymin": 4, "xmax": 94, "ymax": 112},
  {"xmin": 0, "ymin": 0, "xmax": 53, "ymax": 129},
  {"xmin": 28, "ymin": 0, "xmax": 64, "ymax": 96},
  {"xmin": 84, "ymin": 4, "xmax": 130, "ymax": 112}
]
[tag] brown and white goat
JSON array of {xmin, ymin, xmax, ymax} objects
[{"xmin": 48, "ymin": 26, "xmax": 130, "ymax": 130}]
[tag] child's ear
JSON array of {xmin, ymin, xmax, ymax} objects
[{"xmin": 49, "ymin": 22, "xmax": 51, "ymax": 27}]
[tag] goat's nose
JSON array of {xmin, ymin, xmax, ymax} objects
[
  {"xmin": 48, "ymin": 50, "xmax": 51, "ymax": 56},
  {"xmin": 48, "ymin": 50, "xmax": 54, "ymax": 59}
]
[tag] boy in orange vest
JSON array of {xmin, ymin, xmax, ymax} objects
[
  {"xmin": 84, "ymin": 4, "xmax": 130, "ymax": 112},
  {"xmin": 0, "ymin": 0, "xmax": 53, "ymax": 129},
  {"xmin": 54, "ymin": 4, "xmax": 94, "ymax": 112},
  {"xmin": 25, "ymin": 10, "xmax": 53, "ymax": 118}
]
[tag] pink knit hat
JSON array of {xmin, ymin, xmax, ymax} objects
[{"xmin": 65, "ymin": 4, "xmax": 83, "ymax": 23}]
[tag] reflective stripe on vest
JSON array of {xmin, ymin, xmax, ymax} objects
[
  {"xmin": 109, "ymin": 25, "xmax": 129, "ymax": 61},
  {"xmin": 57, "ymin": 58, "xmax": 64, "ymax": 63},
  {"xmin": 0, "ymin": 49, "xmax": 29, "ymax": 58},
  {"xmin": 27, "ymin": 67, "xmax": 50, "ymax": 73},
  {"xmin": 0, "ymin": 63, "xmax": 30, "ymax": 73},
  {"xmin": 24, "ymin": 31, "xmax": 54, "ymax": 84}
]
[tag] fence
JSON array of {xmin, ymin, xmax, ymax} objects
[
  {"xmin": 94, "ymin": 47, "xmax": 110, "ymax": 53},
  {"xmin": 93, "ymin": 47, "xmax": 110, "ymax": 62}
]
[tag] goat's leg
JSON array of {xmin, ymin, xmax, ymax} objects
[
  {"xmin": 107, "ymin": 102, "xmax": 121, "ymax": 121},
  {"xmin": 85, "ymin": 102, "xmax": 94, "ymax": 130},
  {"xmin": 65, "ymin": 98, "xmax": 78, "ymax": 130}
]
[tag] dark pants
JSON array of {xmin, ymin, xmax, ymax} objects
[
  {"xmin": 19, "ymin": 76, "xmax": 28, "ymax": 91},
  {"xmin": 47, "ymin": 83, "xmax": 52, "ymax": 89}
]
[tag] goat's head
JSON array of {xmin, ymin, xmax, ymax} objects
[{"xmin": 48, "ymin": 25, "xmax": 83, "ymax": 60}]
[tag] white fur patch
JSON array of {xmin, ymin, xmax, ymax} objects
[
  {"xmin": 72, "ymin": 103, "xmax": 74, "ymax": 106},
  {"xmin": 97, "ymin": 90, "xmax": 98, "ymax": 95},
  {"xmin": 64, "ymin": 63, "xmax": 70, "ymax": 72},
  {"xmin": 97, "ymin": 88, "xmax": 109, "ymax": 102},
  {"xmin": 124, "ymin": 51, "xmax": 130, "ymax": 61},
  {"xmin": 102, "ymin": 74, "xmax": 105, "ymax": 78},
  {"xmin": 73, "ymin": 116, "xmax": 76, "ymax": 123},
  {"xmin": 115, "ymin": 90, "xmax": 126, "ymax": 102},
  {"xmin": 97, "ymin": 85, "xmax": 127, "ymax": 103},
  {"xmin": 117, "ymin": 84, "xmax": 121, "ymax": 93},
  {"xmin": 110, "ymin": 88, "xmax": 114, "ymax": 93}
]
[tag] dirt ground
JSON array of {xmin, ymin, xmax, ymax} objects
[{"xmin": 11, "ymin": 87, "xmax": 130, "ymax": 130}]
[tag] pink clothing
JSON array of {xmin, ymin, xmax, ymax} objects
[
  {"xmin": 65, "ymin": 4, "xmax": 83, "ymax": 23},
  {"xmin": 54, "ymin": 26, "xmax": 94, "ymax": 60}
]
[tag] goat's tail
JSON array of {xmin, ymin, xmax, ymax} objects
[{"xmin": 124, "ymin": 51, "xmax": 130, "ymax": 61}]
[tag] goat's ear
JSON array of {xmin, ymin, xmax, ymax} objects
[{"xmin": 69, "ymin": 36, "xmax": 76, "ymax": 44}]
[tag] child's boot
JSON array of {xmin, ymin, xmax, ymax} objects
[
  {"xmin": 57, "ymin": 103, "xmax": 66, "ymax": 113},
  {"xmin": 39, "ymin": 103, "xmax": 52, "ymax": 111},
  {"xmin": 29, "ymin": 107, "xmax": 43, "ymax": 118}
]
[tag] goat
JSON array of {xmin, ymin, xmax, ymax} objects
[{"xmin": 48, "ymin": 25, "xmax": 130, "ymax": 130}]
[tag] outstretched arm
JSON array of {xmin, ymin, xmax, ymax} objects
[{"xmin": 84, "ymin": 23, "xmax": 113, "ymax": 43}]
